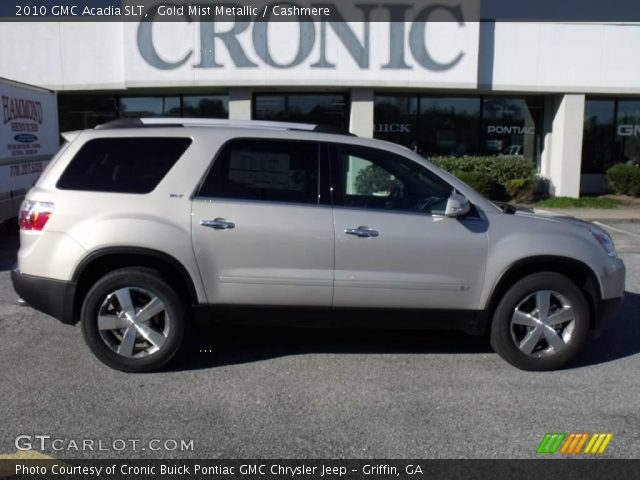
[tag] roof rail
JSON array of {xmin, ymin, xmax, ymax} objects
[
  {"xmin": 95, "ymin": 117, "xmax": 354, "ymax": 135},
  {"xmin": 141, "ymin": 118, "xmax": 319, "ymax": 131}
]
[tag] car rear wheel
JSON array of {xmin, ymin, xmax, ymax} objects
[
  {"xmin": 490, "ymin": 272, "xmax": 590, "ymax": 371},
  {"xmin": 80, "ymin": 267, "xmax": 186, "ymax": 372}
]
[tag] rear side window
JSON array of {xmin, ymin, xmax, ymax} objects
[
  {"xmin": 57, "ymin": 137, "xmax": 192, "ymax": 193},
  {"xmin": 197, "ymin": 139, "xmax": 320, "ymax": 204}
]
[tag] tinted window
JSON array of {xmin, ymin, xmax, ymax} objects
[
  {"xmin": 119, "ymin": 96, "xmax": 181, "ymax": 117},
  {"xmin": 254, "ymin": 93, "xmax": 349, "ymax": 130},
  {"xmin": 582, "ymin": 99, "xmax": 616, "ymax": 174},
  {"xmin": 374, "ymin": 95, "xmax": 418, "ymax": 148},
  {"xmin": 182, "ymin": 95, "xmax": 229, "ymax": 118},
  {"xmin": 373, "ymin": 94, "xmax": 543, "ymax": 163},
  {"xmin": 481, "ymin": 96, "xmax": 542, "ymax": 162},
  {"xmin": 198, "ymin": 139, "xmax": 320, "ymax": 204},
  {"xmin": 420, "ymin": 96, "xmax": 481, "ymax": 157},
  {"xmin": 616, "ymin": 100, "xmax": 640, "ymax": 167},
  {"xmin": 58, "ymin": 94, "xmax": 119, "ymax": 131},
  {"xmin": 57, "ymin": 138, "xmax": 191, "ymax": 193},
  {"xmin": 332, "ymin": 145, "xmax": 452, "ymax": 214}
]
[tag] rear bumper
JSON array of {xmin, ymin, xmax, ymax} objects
[
  {"xmin": 11, "ymin": 266, "xmax": 76, "ymax": 324},
  {"xmin": 593, "ymin": 296, "xmax": 623, "ymax": 331}
]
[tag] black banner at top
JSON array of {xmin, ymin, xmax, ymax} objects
[
  {"xmin": 2, "ymin": 0, "xmax": 640, "ymax": 22},
  {"xmin": 3, "ymin": 1, "xmax": 481, "ymax": 22}
]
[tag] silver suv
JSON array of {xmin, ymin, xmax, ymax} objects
[{"xmin": 12, "ymin": 118, "xmax": 625, "ymax": 372}]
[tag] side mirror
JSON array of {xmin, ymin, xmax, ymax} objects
[{"xmin": 445, "ymin": 191, "xmax": 470, "ymax": 217}]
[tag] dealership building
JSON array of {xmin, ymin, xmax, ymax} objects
[{"xmin": 1, "ymin": 4, "xmax": 639, "ymax": 197}]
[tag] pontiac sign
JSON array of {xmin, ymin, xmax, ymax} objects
[{"xmin": 127, "ymin": 1, "xmax": 480, "ymax": 88}]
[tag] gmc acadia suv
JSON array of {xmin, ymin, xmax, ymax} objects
[{"xmin": 12, "ymin": 118, "xmax": 625, "ymax": 372}]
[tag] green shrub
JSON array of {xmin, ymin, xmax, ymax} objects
[
  {"xmin": 505, "ymin": 177, "xmax": 537, "ymax": 203},
  {"xmin": 430, "ymin": 156, "xmax": 536, "ymax": 185},
  {"xmin": 355, "ymin": 164, "xmax": 399, "ymax": 195},
  {"xmin": 607, "ymin": 164, "xmax": 640, "ymax": 197},
  {"xmin": 455, "ymin": 171, "xmax": 506, "ymax": 200}
]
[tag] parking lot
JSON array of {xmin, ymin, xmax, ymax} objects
[{"xmin": 0, "ymin": 220, "xmax": 638, "ymax": 459}]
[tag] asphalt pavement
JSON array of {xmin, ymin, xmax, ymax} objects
[{"xmin": 0, "ymin": 219, "xmax": 638, "ymax": 459}]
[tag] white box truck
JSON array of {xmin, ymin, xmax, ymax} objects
[{"xmin": 1, "ymin": 78, "xmax": 58, "ymax": 223}]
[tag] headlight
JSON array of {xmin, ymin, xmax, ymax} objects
[{"xmin": 590, "ymin": 228, "xmax": 617, "ymax": 258}]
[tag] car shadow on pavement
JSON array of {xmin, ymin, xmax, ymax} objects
[
  {"xmin": 170, "ymin": 324, "xmax": 493, "ymax": 371},
  {"xmin": 0, "ymin": 225, "xmax": 19, "ymax": 272},
  {"xmin": 573, "ymin": 290, "xmax": 640, "ymax": 368},
  {"xmin": 173, "ymin": 291, "xmax": 640, "ymax": 371}
]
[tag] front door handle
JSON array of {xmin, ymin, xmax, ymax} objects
[
  {"xmin": 345, "ymin": 226, "xmax": 379, "ymax": 238},
  {"xmin": 201, "ymin": 218, "xmax": 235, "ymax": 230}
]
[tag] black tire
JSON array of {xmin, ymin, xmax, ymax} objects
[
  {"xmin": 80, "ymin": 267, "xmax": 187, "ymax": 372},
  {"xmin": 490, "ymin": 272, "xmax": 590, "ymax": 371}
]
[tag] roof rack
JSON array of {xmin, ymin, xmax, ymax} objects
[{"xmin": 95, "ymin": 117, "xmax": 354, "ymax": 135}]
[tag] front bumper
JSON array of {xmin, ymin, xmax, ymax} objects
[
  {"xmin": 592, "ymin": 256, "xmax": 625, "ymax": 331},
  {"xmin": 11, "ymin": 267, "xmax": 77, "ymax": 324},
  {"xmin": 601, "ymin": 257, "xmax": 626, "ymax": 299}
]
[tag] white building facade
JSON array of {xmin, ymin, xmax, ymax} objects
[{"xmin": 2, "ymin": 9, "xmax": 639, "ymax": 197}]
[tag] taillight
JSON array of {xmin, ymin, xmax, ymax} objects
[{"xmin": 19, "ymin": 200, "xmax": 55, "ymax": 231}]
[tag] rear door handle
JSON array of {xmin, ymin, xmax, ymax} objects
[
  {"xmin": 201, "ymin": 218, "xmax": 235, "ymax": 230},
  {"xmin": 345, "ymin": 226, "xmax": 379, "ymax": 238}
]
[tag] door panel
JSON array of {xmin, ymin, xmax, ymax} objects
[
  {"xmin": 330, "ymin": 144, "xmax": 488, "ymax": 310},
  {"xmin": 333, "ymin": 209, "xmax": 487, "ymax": 309},
  {"xmin": 192, "ymin": 200, "xmax": 334, "ymax": 306}
]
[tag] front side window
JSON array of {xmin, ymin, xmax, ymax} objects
[
  {"xmin": 331, "ymin": 145, "xmax": 452, "ymax": 214},
  {"xmin": 57, "ymin": 137, "xmax": 191, "ymax": 193},
  {"xmin": 197, "ymin": 139, "xmax": 321, "ymax": 204}
]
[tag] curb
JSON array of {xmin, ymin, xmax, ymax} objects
[{"xmin": 533, "ymin": 208, "xmax": 640, "ymax": 223}]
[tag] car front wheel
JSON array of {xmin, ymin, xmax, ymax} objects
[
  {"xmin": 490, "ymin": 272, "xmax": 590, "ymax": 371},
  {"xmin": 80, "ymin": 267, "xmax": 187, "ymax": 372}
]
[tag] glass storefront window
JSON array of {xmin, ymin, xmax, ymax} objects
[
  {"xmin": 616, "ymin": 100, "xmax": 640, "ymax": 167},
  {"xmin": 419, "ymin": 96, "xmax": 480, "ymax": 157},
  {"xmin": 182, "ymin": 95, "xmax": 229, "ymax": 118},
  {"xmin": 582, "ymin": 99, "xmax": 616, "ymax": 174},
  {"xmin": 58, "ymin": 95, "xmax": 119, "ymax": 132},
  {"xmin": 58, "ymin": 94, "xmax": 230, "ymax": 131},
  {"xmin": 119, "ymin": 96, "xmax": 181, "ymax": 117},
  {"xmin": 582, "ymin": 98, "xmax": 640, "ymax": 174},
  {"xmin": 373, "ymin": 94, "xmax": 542, "ymax": 163},
  {"xmin": 373, "ymin": 95, "xmax": 418, "ymax": 149},
  {"xmin": 481, "ymin": 97, "xmax": 542, "ymax": 161},
  {"xmin": 254, "ymin": 93, "xmax": 349, "ymax": 130},
  {"xmin": 254, "ymin": 95, "xmax": 286, "ymax": 120}
]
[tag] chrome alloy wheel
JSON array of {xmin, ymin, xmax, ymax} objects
[
  {"xmin": 97, "ymin": 287, "xmax": 170, "ymax": 358},
  {"xmin": 510, "ymin": 290, "xmax": 575, "ymax": 358}
]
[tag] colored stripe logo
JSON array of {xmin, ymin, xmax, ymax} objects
[{"xmin": 537, "ymin": 433, "xmax": 612, "ymax": 454}]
